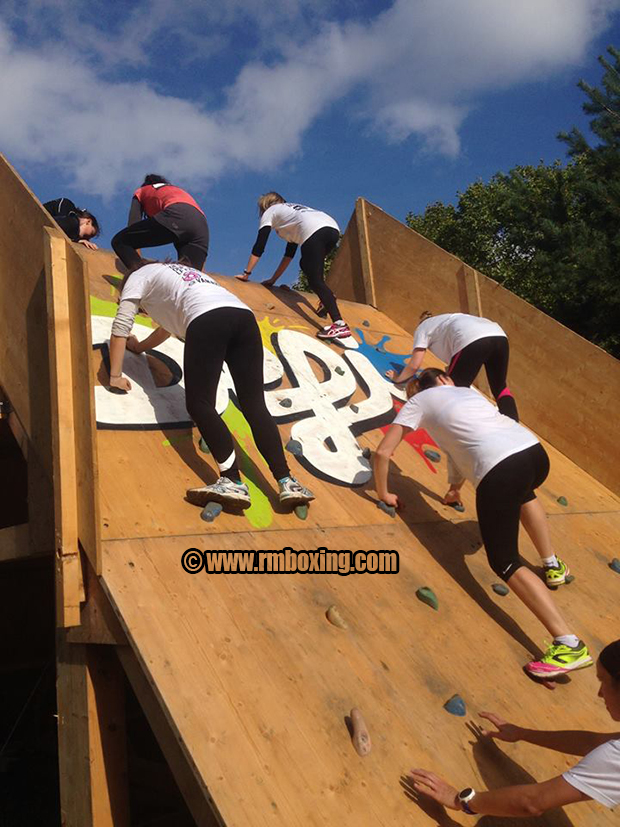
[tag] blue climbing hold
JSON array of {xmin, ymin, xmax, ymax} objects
[
  {"xmin": 377, "ymin": 501, "xmax": 396, "ymax": 518},
  {"xmin": 492, "ymin": 583, "xmax": 509, "ymax": 596},
  {"xmin": 444, "ymin": 695, "xmax": 466, "ymax": 716},
  {"xmin": 447, "ymin": 501, "xmax": 465, "ymax": 513},
  {"xmin": 279, "ymin": 398, "xmax": 292, "ymax": 408},
  {"xmin": 609, "ymin": 558, "xmax": 620, "ymax": 574},
  {"xmin": 201, "ymin": 502, "xmax": 222, "ymax": 523},
  {"xmin": 424, "ymin": 449, "xmax": 441, "ymax": 463},
  {"xmin": 286, "ymin": 439, "xmax": 303, "ymax": 456},
  {"xmin": 294, "ymin": 504, "xmax": 308, "ymax": 521}
]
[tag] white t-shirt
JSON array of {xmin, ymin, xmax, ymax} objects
[
  {"xmin": 259, "ymin": 203, "xmax": 339, "ymax": 246},
  {"xmin": 119, "ymin": 263, "xmax": 249, "ymax": 339},
  {"xmin": 413, "ymin": 313, "xmax": 506, "ymax": 364},
  {"xmin": 394, "ymin": 385, "xmax": 538, "ymax": 487},
  {"xmin": 563, "ymin": 738, "xmax": 620, "ymax": 808}
]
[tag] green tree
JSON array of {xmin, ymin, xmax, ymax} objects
[{"xmin": 406, "ymin": 47, "xmax": 620, "ymax": 357}]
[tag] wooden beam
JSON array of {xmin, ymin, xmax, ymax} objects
[
  {"xmin": 56, "ymin": 637, "xmax": 130, "ymax": 827},
  {"xmin": 0, "ymin": 523, "xmax": 32, "ymax": 563},
  {"xmin": 355, "ymin": 198, "xmax": 377, "ymax": 307},
  {"xmin": 67, "ymin": 556, "xmax": 127, "ymax": 646}
]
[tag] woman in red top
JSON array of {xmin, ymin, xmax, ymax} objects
[{"xmin": 112, "ymin": 175, "xmax": 210, "ymax": 271}]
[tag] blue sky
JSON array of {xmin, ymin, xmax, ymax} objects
[{"xmin": 2, "ymin": 0, "xmax": 620, "ymax": 283}]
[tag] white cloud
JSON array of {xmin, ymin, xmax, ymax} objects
[{"xmin": 0, "ymin": 0, "xmax": 617, "ymax": 196}]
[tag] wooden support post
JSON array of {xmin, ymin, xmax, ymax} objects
[
  {"xmin": 56, "ymin": 636, "xmax": 130, "ymax": 827},
  {"xmin": 355, "ymin": 199, "xmax": 377, "ymax": 307}
]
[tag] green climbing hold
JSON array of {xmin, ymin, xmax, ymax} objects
[
  {"xmin": 201, "ymin": 502, "xmax": 222, "ymax": 523},
  {"xmin": 443, "ymin": 694, "xmax": 466, "ymax": 716},
  {"xmin": 377, "ymin": 501, "xmax": 395, "ymax": 518},
  {"xmin": 492, "ymin": 583, "xmax": 509, "ymax": 596},
  {"xmin": 416, "ymin": 587, "xmax": 438, "ymax": 611},
  {"xmin": 279, "ymin": 398, "xmax": 292, "ymax": 408},
  {"xmin": 565, "ymin": 574, "xmax": 575, "ymax": 584},
  {"xmin": 198, "ymin": 437, "xmax": 210, "ymax": 454},
  {"xmin": 294, "ymin": 504, "xmax": 308, "ymax": 521},
  {"xmin": 557, "ymin": 496, "xmax": 568, "ymax": 507},
  {"xmin": 609, "ymin": 558, "xmax": 620, "ymax": 574},
  {"xmin": 424, "ymin": 449, "xmax": 441, "ymax": 463},
  {"xmin": 335, "ymin": 366, "xmax": 345, "ymax": 376}
]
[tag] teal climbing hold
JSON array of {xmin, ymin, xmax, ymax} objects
[
  {"xmin": 279, "ymin": 398, "xmax": 292, "ymax": 408},
  {"xmin": 198, "ymin": 437, "xmax": 210, "ymax": 454},
  {"xmin": 294, "ymin": 504, "xmax": 308, "ymax": 521},
  {"xmin": 447, "ymin": 501, "xmax": 465, "ymax": 513},
  {"xmin": 492, "ymin": 583, "xmax": 509, "ymax": 596},
  {"xmin": 424, "ymin": 449, "xmax": 441, "ymax": 463},
  {"xmin": 335, "ymin": 366, "xmax": 345, "ymax": 376},
  {"xmin": 416, "ymin": 587, "xmax": 438, "ymax": 611},
  {"xmin": 377, "ymin": 501, "xmax": 395, "ymax": 518},
  {"xmin": 286, "ymin": 439, "xmax": 303, "ymax": 456},
  {"xmin": 443, "ymin": 695, "xmax": 466, "ymax": 716},
  {"xmin": 609, "ymin": 558, "xmax": 620, "ymax": 574},
  {"xmin": 557, "ymin": 496, "xmax": 568, "ymax": 507},
  {"xmin": 201, "ymin": 502, "xmax": 222, "ymax": 523}
]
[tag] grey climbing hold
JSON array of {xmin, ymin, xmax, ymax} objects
[
  {"xmin": 424, "ymin": 449, "xmax": 441, "ymax": 463},
  {"xmin": 198, "ymin": 437, "xmax": 210, "ymax": 454},
  {"xmin": 609, "ymin": 558, "xmax": 620, "ymax": 574},
  {"xmin": 492, "ymin": 583, "xmax": 509, "ymax": 596},
  {"xmin": 266, "ymin": 303, "xmax": 276, "ymax": 310},
  {"xmin": 362, "ymin": 320, "xmax": 370, "ymax": 327},
  {"xmin": 326, "ymin": 605, "xmax": 347, "ymax": 630},
  {"xmin": 362, "ymin": 447, "xmax": 371, "ymax": 460},
  {"xmin": 335, "ymin": 366, "xmax": 345, "ymax": 376},
  {"xmin": 286, "ymin": 439, "xmax": 303, "ymax": 456},
  {"xmin": 557, "ymin": 496, "xmax": 568, "ymax": 507},
  {"xmin": 351, "ymin": 404, "xmax": 359, "ymax": 413},
  {"xmin": 279, "ymin": 398, "xmax": 292, "ymax": 408},
  {"xmin": 416, "ymin": 587, "xmax": 438, "ymax": 611},
  {"xmin": 201, "ymin": 502, "xmax": 222, "ymax": 523},
  {"xmin": 447, "ymin": 501, "xmax": 465, "ymax": 513},
  {"xmin": 294, "ymin": 504, "xmax": 308, "ymax": 521},
  {"xmin": 565, "ymin": 574, "xmax": 575, "ymax": 584},
  {"xmin": 443, "ymin": 694, "xmax": 466, "ymax": 717},
  {"xmin": 375, "ymin": 346, "xmax": 386, "ymax": 354},
  {"xmin": 377, "ymin": 501, "xmax": 395, "ymax": 518}
]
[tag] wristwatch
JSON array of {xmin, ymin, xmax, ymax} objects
[{"xmin": 458, "ymin": 787, "xmax": 477, "ymax": 815}]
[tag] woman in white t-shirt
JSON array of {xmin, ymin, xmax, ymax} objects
[
  {"xmin": 373, "ymin": 367, "xmax": 589, "ymax": 678},
  {"xmin": 410, "ymin": 638, "xmax": 620, "ymax": 818},
  {"xmin": 107, "ymin": 260, "xmax": 314, "ymax": 509},
  {"xmin": 387, "ymin": 311, "xmax": 518, "ymax": 421},
  {"xmin": 235, "ymin": 192, "xmax": 350, "ymax": 340}
]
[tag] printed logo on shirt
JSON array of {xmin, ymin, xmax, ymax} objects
[{"xmin": 169, "ymin": 263, "xmax": 217, "ymax": 287}]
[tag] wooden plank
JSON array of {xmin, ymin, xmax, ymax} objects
[
  {"xmin": 0, "ymin": 524, "xmax": 31, "ymax": 563},
  {"xmin": 117, "ymin": 647, "xmax": 223, "ymax": 827},
  {"xmin": 67, "ymin": 556, "xmax": 127, "ymax": 646},
  {"xmin": 45, "ymin": 228, "xmax": 82, "ymax": 627},
  {"xmin": 356, "ymin": 198, "xmax": 377, "ymax": 307},
  {"xmin": 56, "ymin": 637, "xmax": 130, "ymax": 827}
]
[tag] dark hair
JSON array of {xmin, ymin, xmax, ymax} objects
[
  {"xmin": 406, "ymin": 367, "xmax": 449, "ymax": 398},
  {"xmin": 600, "ymin": 640, "xmax": 620, "ymax": 681},
  {"xmin": 141, "ymin": 174, "xmax": 171, "ymax": 186},
  {"xmin": 75, "ymin": 209, "xmax": 100, "ymax": 237}
]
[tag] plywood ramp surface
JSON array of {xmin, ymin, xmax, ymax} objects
[{"xmin": 86, "ymin": 250, "xmax": 620, "ymax": 826}]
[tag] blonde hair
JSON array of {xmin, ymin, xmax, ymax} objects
[
  {"xmin": 419, "ymin": 310, "xmax": 433, "ymax": 322},
  {"xmin": 257, "ymin": 191, "xmax": 286, "ymax": 216}
]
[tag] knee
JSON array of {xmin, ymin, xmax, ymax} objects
[
  {"xmin": 111, "ymin": 230, "xmax": 125, "ymax": 250},
  {"xmin": 488, "ymin": 554, "xmax": 524, "ymax": 582}
]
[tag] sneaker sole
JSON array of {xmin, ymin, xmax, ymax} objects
[
  {"xmin": 187, "ymin": 489, "xmax": 251, "ymax": 509},
  {"xmin": 526, "ymin": 655, "xmax": 593, "ymax": 678},
  {"xmin": 317, "ymin": 331, "xmax": 351, "ymax": 340},
  {"xmin": 279, "ymin": 493, "xmax": 316, "ymax": 506}
]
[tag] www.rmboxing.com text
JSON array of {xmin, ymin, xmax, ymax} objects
[{"xmin": 181, "ymin": 547, "xmax": 399, "ymax": 575}]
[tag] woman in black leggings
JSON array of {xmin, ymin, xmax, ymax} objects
[
  {"xmin": 107, "ymin": 260, "xmax": 314, "ymax": 509},
  {"xmin": 235, "ymin": 192, "xmax": 350, "ymax": 340},
  {"xmin": 112, "ymin": 175, "xmax": 210, "ymax": 272},
  {"xmin": 373, "ymin": 367, "xmax": 591, "ymax": 680},
  {"xmin": 388, "ymin": 311, "xmax": 518, "ymax": 421}
]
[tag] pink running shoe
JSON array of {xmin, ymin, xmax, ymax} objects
[
  {"xmin": 317, "ymin": 321, "xmax": 351, "ymax": 340},
  {"xmin": 526, "ymin": 639, "xmax": 592, "ymax": 678}
]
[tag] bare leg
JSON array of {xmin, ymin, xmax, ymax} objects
[
  {"xmin": 520, "ymin": 498, "xmax": 554, "ymax": 560},
  {"xmin": 507, "ymin": 567, "xmax": 569, "ymax": 638}
]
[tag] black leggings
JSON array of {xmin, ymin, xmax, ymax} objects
[
  {"xmin": 476, "ymin": 443, "xmax": 549, "ymax": 581},
  {"xmin": 112, "ymin": 217, "xmax": 208, "ymax": 271},
  {"xmin": 300, "ymin": 227, "xmax": 341, "ymax": 322},
  {"xmin": 184, "ymin": 308, "xmax": 290, "ymax": 482},
  {"xmin": 447, "ymin": 336, "xmax": 518, "ymax": 421}
]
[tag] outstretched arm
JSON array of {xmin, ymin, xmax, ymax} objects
[
  {"xmin": 373, "ymin": 424, "xmax": 407, "ymax": 506},
  {"xmin": 126, "ymin": 327, "xmax": 171, "ymax": 354},
  {"xmin": 236, "ymin": 227, "xmax": 272, "ymax": 281},
  {"xmin": 386, "ymin": 348, "xmax": 426, "ymax": 383},
  {"xmin": 263, "ymin": 251, "xmax": 295, "ymax": 286}
]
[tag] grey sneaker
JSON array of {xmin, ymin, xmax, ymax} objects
[
  {"xmin": 278, "ymin": 476, "xmax": 315, "ymax": 505},
  {"xmin": 186, "ymin": 477, "xmax": 251, "ymax": 508}
]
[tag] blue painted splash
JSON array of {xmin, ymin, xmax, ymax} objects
[{"xmin": 353, "ymin": 329, "xmax": 410, "ymax": 377}]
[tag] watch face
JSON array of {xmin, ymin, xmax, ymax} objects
[{"xmin": 459, "ymin": 787, "xmax": 473, "ymax": 800}]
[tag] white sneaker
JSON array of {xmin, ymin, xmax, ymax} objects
[
  {"xmin": 186, "ymin": 477, "xmax": 251, "ymax": 508},
  {"xmin": 278, "ymin": 476, "xmax": 315, "ymax": 505},
  {"xmin": 317, "ymin": 321, "xmax": 351, "ymax": 340}
]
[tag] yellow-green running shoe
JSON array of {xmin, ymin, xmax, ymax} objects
[
  {"xmin": 526, "ymin": 640, "xmax": 592, "ymax": 678},
  {"xmin": 544, "ymin": 557, "xmax": 569, "ymax": 587}
]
